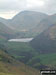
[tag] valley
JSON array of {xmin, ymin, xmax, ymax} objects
[{"xmin": 0, "ymin": 10, "xmax": 56, "ymax": 75}]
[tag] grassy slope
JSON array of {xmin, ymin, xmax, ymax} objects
[{"xmin": 0, "ymin": 49, "xmax": 40, "ymax": 75}]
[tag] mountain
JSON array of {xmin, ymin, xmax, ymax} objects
[
  {"xmin": 10, "ymin": 12, "xmax": 56, "ymax": 38},
  {"xmin": 30, "ymin": 23, "xmax": 56, "ymax": 54},
  {"xmin": 0, "ymin": 46, "xmax": 40, "ymax": 75},
  {"xmin": 0, "ymin": 11, "xmax": 48, "ymax": 31},
  {"xmin": 9, "ymin": 11, "xmax": 48, "ymax": 37},
  {"xmin": 0, "ymin": 11, "xmax": 48, "ymax": 37}
]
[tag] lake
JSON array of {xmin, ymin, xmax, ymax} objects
[{"xmin": 8, "ymin": 38, "xmax": 33, "ymax": 42}]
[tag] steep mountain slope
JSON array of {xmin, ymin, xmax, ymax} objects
[
  {"xmin": 0, "ymin": 48, "xmax": 40, "ymax": 75},
  {"xmin": 0, "ymin": 22, "xmax": 15, "ymax": 39},
  {"xmin": 30, "ymin": 14, "xmax": 56, "ymax": 37},
  {"xmin": 30, "ymin": 24, "xmax": 56, "ymax": 54}
]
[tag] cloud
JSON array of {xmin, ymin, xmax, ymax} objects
[
  {"xmin": 27, "ymin": 0, "xmax": 56, "ymax": 14},
  {"xmin": 41, "ymin": 0, "xmax": 56, "ymax": 14},
  {"xmin": 0, "ymin": 0, "xmax": 56, "ymax": 14},
  {"xmin": 0, "ymin": 0, "xmax": 56, "ymax": 18},
  {"xmin": 0, "ymin": 0, "xmax": 27, "ymax": 12}
]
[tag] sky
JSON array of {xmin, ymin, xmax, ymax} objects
[{"xmin": 0, "ymin": 0, "xmax": 56, "ymax": 19}]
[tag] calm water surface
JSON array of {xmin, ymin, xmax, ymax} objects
[{"xmin": 8, "ymin": 38, "xmax": 33, "ymax": 42}]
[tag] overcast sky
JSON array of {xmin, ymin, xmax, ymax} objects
[{"xmin": 0, "ymin": 0, "xmax": 56, "ymax": 19}]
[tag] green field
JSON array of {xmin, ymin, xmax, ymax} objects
[{"xmin": 0, "ymin": 38, "xmax": 56, "ymax": 69}]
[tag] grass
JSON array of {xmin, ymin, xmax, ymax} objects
[
  {"xmin": 27, "ymin": 53, "xmax": 56, "ymax": 68},
  {"xmin": 5, "ymin": 42, "xmax": 34, "ymax": 52},
  {"xmin": 0, "ymin": 39, "xmax": 56, "ymax": 69},
  {"xmin": 0, "ymin": 73, "xmax": 15, "ymax": 75},
  {"xmin": 0, "ymin": 49, "xmax": 40, "ymax": 75},
  {"xmin": 4, "ymin": 42, "xmax": 35, "ymax": 59}
]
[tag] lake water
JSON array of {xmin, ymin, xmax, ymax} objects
[{"xmin": 8, "ymin": 38, "xmax": 33, "ymax": 42}]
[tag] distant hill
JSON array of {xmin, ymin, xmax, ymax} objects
[
  {"xmin": 0, "ymin": 17, "xmax": 14, "ymax": 29},
  {"xmin": 0, "ymin": 22, "xmax": 15, "ymax": 39},
  {"xmin": 0, "ymin": 17, "xmax": 8, "ymax": 25},
  {"xmin": 10, "ymin": 11, "xmax": 48, "ymax": 31}
]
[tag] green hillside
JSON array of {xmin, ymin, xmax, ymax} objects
[
  {"xmin": 4, "ymin": 42, "xmax": 35, "ymax": 63},
  {"xmin": 27, "ymin": 53, "xmax": 56, "ymax": 69},
  {"xmin": 0, "ymin": 48, "xmax": 40, "ymax": 75},
  {"xmin": 5, "ymin": 41, "xmax": 56, "ymax": 70}
]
